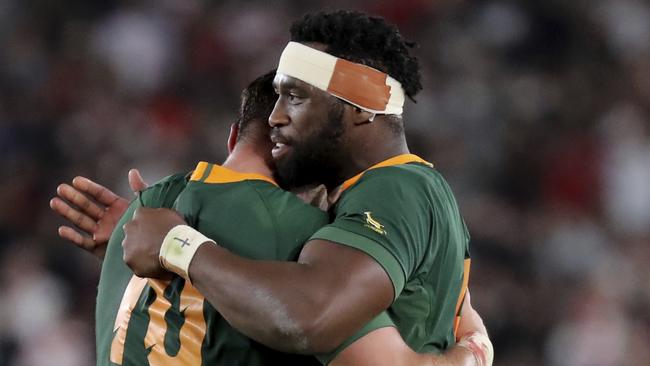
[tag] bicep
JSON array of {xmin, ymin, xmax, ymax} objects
[
  {"xmin": 298, "ymin": 239, "xmax": 394, "ymax": 308},
  {"xmin": 294, "ymin": 239, "xmax": 394, "ymax": 346}
]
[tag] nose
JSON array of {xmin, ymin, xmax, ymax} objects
[{"xmin": 269, "ymin": 98, "xmax": 289, "ymax": 128}]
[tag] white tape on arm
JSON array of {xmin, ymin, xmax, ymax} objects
[
  {"xmin": 457, "ymin": 331, "xmax": 494, "ymax": 366},
  {"xmin": 159, "ymin": 225, "xmax": 215, "ymax": 283}
]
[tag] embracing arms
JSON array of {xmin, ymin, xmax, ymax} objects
[
  {"xmin": 50, "ymin": 173, "xmax": 393, "ymax": 353},
  {"xmin": 52, "ymin": 174, "xmax": 492, "ymax": 365},
  {"xmin": 330, "ymin": 293, "xmax": 492, "ymax": 366},
  {"xmin": 124, "ymin": 206, "xmax": 394, "ymax": 354}
]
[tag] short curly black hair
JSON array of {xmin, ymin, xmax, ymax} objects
[
  {"xmin": 290, "ymin": 10, "xmax": 422, "ymax": 100},
  {"xmin": 237, "ymin": 70, "xmax": 277, "ymax": 142}
]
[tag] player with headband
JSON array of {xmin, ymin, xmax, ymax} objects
[
  {"xmin": 276, "ymin": 41, "xmax": 406, "ymax": 117},
  {"xmin": 55, "ymin": 72, "xmax": 491, "ymax": 366},
  {"xmin": 119, "ymin": 10, "xmax": 493, "ymax": 366}
]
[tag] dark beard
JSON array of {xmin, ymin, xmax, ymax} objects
[{"xmin": 274, "ymin": 104, "xmax": 346, "ymax": 190}]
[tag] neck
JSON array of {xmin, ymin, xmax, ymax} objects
[
  {"xmin": 222, "ymin": 143, "xmax": 274, "ymax": 179},
  {"xmin": 332, "ymin": 128, "xmax": 410, "ymax": 188}
]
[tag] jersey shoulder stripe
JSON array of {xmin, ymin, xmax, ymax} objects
[
  {"xmin": 189, "ymin": 161, "xmax": 278, "ymax": 186},
  {"xmin": 340, "ymin": 153, "xmax": 433, "ymax": 192},
  {"xmin": 189, "ymin": 161, "xmax": 211, "ymax": 182}
]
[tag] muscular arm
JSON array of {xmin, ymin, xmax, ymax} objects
[
  {"xmin": 123, "ymin": 164, "xmax": 464, "ymax": 357},
  {"xmin": 187, "ymin": 238, "xmax": 394, "ymax": 354},
  {"xmin": 123, "ymin": 205, "xmax": 393, "ymax": 354},
  {"xmin": 330, "ymin": 293, "xmax": 492, "ymax": 366}
]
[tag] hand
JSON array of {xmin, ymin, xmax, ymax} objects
[
  {"xmin": 292, "ymin": 184, "xmax": 345, "ymax": 211},
  {"xmin": 457, "ymin": 291, "xmax": 493, "ymax": 366},
  {"xmin": 49, "ymin": 170, "xmax": 147, "ymax": 259},
  {"xmin": 122, "ymin": 207, "xmax": 186, "ymax": 279},
  {"xmin": 328, "ymin": 185, "xmax": 343, "ymax": 206},
  {"xmin": 457, "ymin": 291, "xmax": 487, "ymax": 337},
  {"xmin": 293, "ymin": 184, "xmax": 330, "ymax": 211}
]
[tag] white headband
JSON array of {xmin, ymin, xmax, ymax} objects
[{"xmin": 277, "ymin": 42, "xmax": 405, "ymax": 115}]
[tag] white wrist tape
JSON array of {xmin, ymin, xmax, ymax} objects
[
  {"xmin": 159, "ymin": 225, "xmax": 215, "ymax": 283},
  {"xmin": 457, "ymin": 331, "xmax": 494, "ymax": 366}
]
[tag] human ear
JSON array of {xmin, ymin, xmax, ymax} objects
[
  {"xmin": 227, "ymin": 123, "xmax": 239, "ymax": 153},
  {"xmin": 349, "ymin": 105, "xmax": 375, "ymax": 125}
]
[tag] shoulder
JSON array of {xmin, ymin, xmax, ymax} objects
[
  {"xmin": 149, "ymin": 172, "xmax": 189, "ymax": 188},
  {"xmin": 246, "ymin": 182, "xmax": 330, "ymax": 244},
  {"xmin": 336, "ymin": 163, "xmax": 463, "ymax": 228},
  {"xmin": 249, "ymin": 181, "xmax": 329, "ymax": 222},
  {"xmin": 140, "ymin": 172, "xmax": 190, "ymax": 208},
  {"xmin": 178, "ymin": 179, "xmax": 266, "ymax": 212},
  {"xmin": 342, "ymin": 162, "xmax": 449, "ymax": 202}
]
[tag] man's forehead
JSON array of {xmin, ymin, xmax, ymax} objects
[
  {"xmin": 273, "ymin": 41, "xmax": 328, "ymax": 89},
  {"xmin": 273, "ymin": 74, "xmax": 315, "ymax": 91}
]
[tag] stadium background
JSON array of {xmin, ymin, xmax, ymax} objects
[{"xmin": 1, "ymin": 0, "xmax": 649, "ymax": 365}]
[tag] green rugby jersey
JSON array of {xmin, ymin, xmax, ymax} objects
[
  {"xmin": 312, "ymin": 154, "xmax": 471, "ymax": 364},
  {"xmin": 96, "ymin": 172, "xmax": 188, "ymax": 366},
  {"xmin": 97, "ymin": 162, "xmax": 331, "ymax": 366}
]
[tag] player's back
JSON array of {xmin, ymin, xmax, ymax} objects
[
  {"xmin": 172, "ymin": 162, "xmax": 329, "ymax": 365},
  {"xmin": 99, "ymin": 162, "xmax": 329, "ymax": 366},
  {"xmin": 180, "ymin": 162, "xmax": 327, "ymax": 262}
]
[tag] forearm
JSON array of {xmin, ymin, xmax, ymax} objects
[
  {"xmin": 330, "ymin": 326, "xmax": 482, "ymax": 366},
  {"xmin": 189, "ymin": 243, "xmax": 321, "ymax": 353},
  {"xmin": 333, "ymin": 346, "xmax": 476, "ymax": 366},
  {"xmin": 187, "ymin": 242, "xmax": 385, "ymax": 354},
  {"xmin": 421, "ymin": 346, "xmax": 478, "ymax": 366}
]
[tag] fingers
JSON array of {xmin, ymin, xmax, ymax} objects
[
  {"xmin": 128, "ymin": 169, "xmax": 148, "ymax": 193},
  {"xmin": 50, "ymin": 197, "xmax": 98, "ymax": 233},
  {"xmin": 328, "ymin": 185, "xmax": 344, "ymax": 205},
  {"xmin": 458, "ymin": 297, "xmax": 487, "ymax": 337},
  {"xmin": 131, "ymin": 207, "xmax": 142, "ymax": 220},
  {"xmin": 72, "ymin": 176, "xmax": 121, "ymax": 206},
  {"xmin": 92, "ymin": 216, "xmax": 117, "ymax": 243},
  {"xmin": 130, "ymin": 206, "xmax": 157, "ymax": 220},
  {"xmin": 57, "ymin": 226, "xmax": 96, "ymax": 251},
  {"xmin": 462, "ymin": 291, "xmax": 472, "ymax": 313},
  {"xmin": 56, "ymin": 183, "xmax": 104, "ymax": 220}
]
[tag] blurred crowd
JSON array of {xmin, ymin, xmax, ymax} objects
[{"xmin": 1, "ymin": 0, "xmax": 649, "ymax": 365}]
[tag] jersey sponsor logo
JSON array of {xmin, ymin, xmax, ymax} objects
[{"xmin": 363, "ymin": 211, "xmax": 387, "ymax": 235}]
